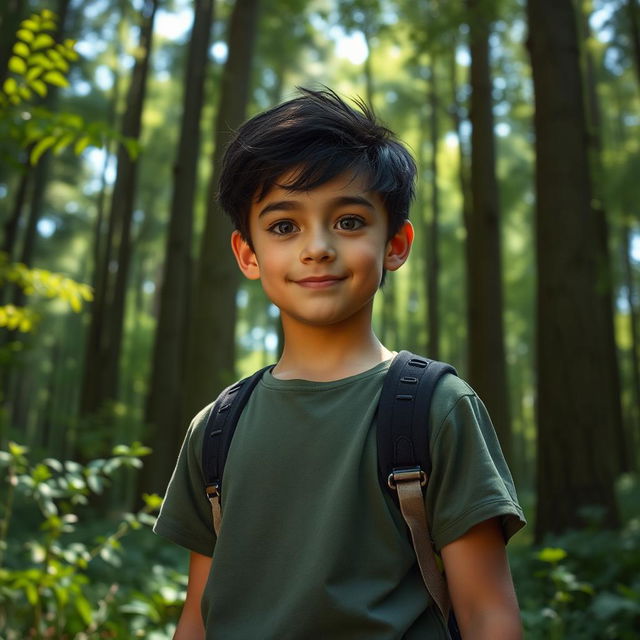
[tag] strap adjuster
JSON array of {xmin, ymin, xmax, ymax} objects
[
  {"xmin": 387, "ymin": 467, "xmax": 427, "ymax": 490},
  {"xmin": 205, "ymin": 483, "xmax": 220, "ymax": 501}
]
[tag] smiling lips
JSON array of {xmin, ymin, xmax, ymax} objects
[{"xmin": 294, "ymin": 275, "xmax": 346, "ymax": 289}]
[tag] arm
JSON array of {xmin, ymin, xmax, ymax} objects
[
  {"xmin": 441, "ymin": 518, "xmax": 522, "ymax": 640},
  {"xmin": 173, "ymin": 551, "xmax": 212, "ymax": 640}
]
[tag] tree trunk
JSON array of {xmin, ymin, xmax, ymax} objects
[
  {"xmin": 527, "ymin": 0, "xmax": 620, "ymax": 539},
  {"xmin": 142, "ymin": 0, "xmax": 214, "ymax": 495},
  {"xmin": 0, "ymin": 0, "xmax": 25, "ymax": 88},
  {"xmin": 466, "ymin": 0, "xmax": 512, "ymax": 462},
  {"xmin": 1, "ymin": 163, "xmax": 30, "ymax": 266},
  {"xmin": 80, "ymin": 0, "xmax": 158, "ymax": 417},
  {"xmin": 448, "ymin": 47, "xmax": 472, "ymax": 235},
  {"xmin": 79, "ymin": 0, "xmax": 127, "ymax": 418},
  {"xmin": 627, "ymin": 0, "xmax": 640, "ymax": 90},
  {"xmin": 581, "ymin": 0, "xmax": 629, "ymax": 473},
  {"xmin": 426, "ymin": 62, "xmax": 440, "ymax": 361},
  {"xmin": 183, "ymin": 0, "xmax": 261, "ymax": 422},
  {"xmin": 621, "ymin": 222, "xmax": 640, "ymax": 465}
]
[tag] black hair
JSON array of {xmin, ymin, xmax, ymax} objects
[{"xmin": 218, "ymin": 87, "xmax": 416, "ymax": 245}]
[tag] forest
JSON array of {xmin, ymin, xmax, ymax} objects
[{"xmin": 0, "ymin": 0, "xmax": 639, "ymax": 637}]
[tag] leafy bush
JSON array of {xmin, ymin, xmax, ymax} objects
[
  {"xmin": 0, "ymin": 441, "xmax": 183, "ymax": 639},
  {"xmin": 512, "ymin": 477, "xmax": 640, "ymax": 639}
]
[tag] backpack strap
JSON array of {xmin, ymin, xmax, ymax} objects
[
  {"xmin": 202, "ymin": 365, "xmax": 272, "ymax": 535},
  {"xmin": 376, "ymin": 350, "xmax": 458, "ymax": 626}
]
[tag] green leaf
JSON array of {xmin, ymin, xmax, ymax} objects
[
  {"xmin": 28, "ymin": 52, "xmax": 53, "ymax": 69},
  {"xmin": 42, "ymin": 70, "xmax": 68, "ymax": 88},
  {"xmin": 18, "ymin": 86, "xmax": 32, "ymax": 101},
  {"xmin": 537, "ymin": 547, "xmax": 568, "ymax": 564},
  {"xmin": 74, "ymin": 595, "xmax": 94, "ymax": 626},
  {"xmin": 53, "ymin": 133, "xmax": 75, "ymax": 155},
  {"xmin": 3, "ymin": 77, "xmax": 18, "ymax": 95},
  {"xmin": 74, "ymin": 136, "xmax": 91, "ymax": 155},
  {"xmin": 33, "ymin": 34, "xmax": 55, "ymax": 51},
  {"xmin": 8, "ymin": 442, "xmax": 28, "ymax": 457},
  {"xmin": 8, "ymin": 56, "xmax": 27, "ymax": 75},
  {"xmin": 18, "ymin": 314, "xmax": 33, "ymax": 332},
  {"xmin": 30, "ymin": 79, "xmax": 47, "ymax": 97},
  {"xmin": 17, "ymin": 29, "xmax": 35, "ymax": 43},
  {"xmin": 20, "ymin": 19, "xmax": 39, "ymax": 31},
  {"xmin": 25, "ymin": 66, "xmax": 43, "ymax": 82},
  {"xmin": 30, "ymin": 135, "xmax": 57, "ymax": 165},
  {"xmin": 13, "ymin": 42, "xmax": 30, "ymax": 57},
  {"xmin": 47, "ymin": 48, "xmax": 69, "ymax": 72}
]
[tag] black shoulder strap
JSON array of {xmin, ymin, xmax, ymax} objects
[
  {"xmin": 202, "ymin": 365, "xmax": 272, "ymax": 500},
  {"xmin": 376, "ymin": 351, "xmax": 457, "ymax": 497}
]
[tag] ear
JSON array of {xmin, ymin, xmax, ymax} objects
[
  {"xmin": 231, "ymin": 230, "xmax": 261, "ymax": 280},
  {"xmin": 384, "ymin": 220, "xmax": 414, "ymax": 271}
]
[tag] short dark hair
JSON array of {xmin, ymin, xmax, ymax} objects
[{"xmin": 218, "ymin": 87, "xmax": 416, "ymax": 244}]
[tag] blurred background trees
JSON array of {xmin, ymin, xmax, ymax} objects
[{"xmin": 1, "ymin": 0, "xmax": 639, "ymax": 633}]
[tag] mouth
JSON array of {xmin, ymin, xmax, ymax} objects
[{"xmin": 294, "ymin": 275, "xmax": 346, "ymax": 289}]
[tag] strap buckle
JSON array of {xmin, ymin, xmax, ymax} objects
[
  {"xmin": 387, "ymin": 467, "xmax": 427, "ymax": 490},
  {"xmin": 205, "ymin": 483, "xmax": 220, "ymax": 502}
]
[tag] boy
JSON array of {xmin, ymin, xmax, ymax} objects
[{"xmin": 154, "ymin": 88, "xmax": 526, "ymax": 639}]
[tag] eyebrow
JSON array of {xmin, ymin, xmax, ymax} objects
[{"xmin": 258, "ymin": 195, "xmax": 375, "ymax": 217}]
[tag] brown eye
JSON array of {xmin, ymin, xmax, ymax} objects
[
  {"xmin": 336, "ymin": 216, "xmax": 364, "ymax": 231},
  {"xmin": 269, "ymin": 220, "xmax": 297, "ymax": 235}
]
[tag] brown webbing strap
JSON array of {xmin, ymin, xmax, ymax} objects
[
  {"xmin": 392, "ymin": 469, "xmax": 451, "ymax": 622},
  {"xmin": 206, "ymin": 486, "xmax": 222, "ymax": 537}
]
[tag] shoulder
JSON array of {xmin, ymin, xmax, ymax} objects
[
  {"xmin": 428, "ymin": 372, "xmax": 498, "ymax": 451},
  {"xmin": 430, "ymin": 372, "xmax": 477, "ymax": 427}
]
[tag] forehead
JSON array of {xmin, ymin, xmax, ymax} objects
[{"xmin": 252, "ymin": 169, "xmax": 384, "ymax": 211}]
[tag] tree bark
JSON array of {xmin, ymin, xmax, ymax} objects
[
  {"xmin": 80, "ymin": 0, "xmax": 158, "ymax": 416},
  {"xmin": 581, "ymin": 1, "xmax": 629, "ymax": 472},
  {"xmin": 79, "ymin": 0, "xmax": 127, "ymax": 418},
  {"xmin": 1, "ymin": 163, "xmax": 30, "ymax": 266},
  {"xmin": 466, "ymin": 0, "xmax": 512, "ymax": 462},
  {"xmin": 143, "ymin": 0, "xmax": 214, "ymax": 495},
  {"xmin": 621, "ymin": 222, "xmax": 640, "ymax": 465},
  {"xmin": 426, "ymin": 62, "xmax": 440, "ymax": 361},
  {"xmin": 183, "ymin": 0, "xmax": 261, "ymax": 422},
  {"xmin": 527, "ymin": 0, "xmax": 620, "ymax": 539},
  {"xmin": 627, "ymin": 0, "xmax": 640, "ymax": 90}
]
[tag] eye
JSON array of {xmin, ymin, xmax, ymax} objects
[
  {"xmin": 336, "ymin": 216, "xmax": 365, "ymax": 231},
  {"xmin": 268, "ymin": 220, "xmax": 298, "ymax": 235}
]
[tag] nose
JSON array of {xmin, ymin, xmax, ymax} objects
[{"xmin": 300, "ymin": 228, "xmax": 336, "ymax": 263}]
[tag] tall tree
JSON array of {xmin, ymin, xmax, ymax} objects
[
  {"xmin": 183, "ymin": 0, "xmax": 261, "ymax": 421},
  {"xmin": 80, "ymin": 0, "xmax": 159, "ymax": 417},
  {"xmin": 426, "ymin": 62, "xmax": 441, "ymax": 360},
  {"xmin": 626, "ymin": 0, "xmax": 640, "ymax": 90},
  {"xmin": 527, "ymin": 0, "xmax": 621, "ymax": 539},
  {"xmin": 466, "ymin": 0, "xmax": 512, "ymax": 462},
  {"xmin": 581, "ymin": 0, "xmax": 629, "ymax": 471},
  {"xmin": 143, "ymin": 0, "xmax": 214, "ymax": 494}
]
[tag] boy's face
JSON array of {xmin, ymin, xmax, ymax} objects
[{"xmin": 231, "ymin": 171, "xmax": 413, "ymax": 329}]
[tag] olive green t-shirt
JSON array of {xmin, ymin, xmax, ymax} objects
[{"xmin": 154, "ymin": 358, "xmax": 525, "ymax": 639}]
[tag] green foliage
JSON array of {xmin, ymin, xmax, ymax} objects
[
  {"xmin": 512, "ymin": 493, "xmax": 640, "ymax": 639},
  {"xmin": 0, "ymin": 441, "xmax": 180, "ymax": 639},
  {"xmin": 0, "ymin": 9, "xmax": 138, "ymax": 166},
  {"xmin": 0, "ymin": 252, "xmax": 93, "ymax": 332},
  {"xmin": 0, "ymin": 10, "xmax": 78, "ymax": 109}
]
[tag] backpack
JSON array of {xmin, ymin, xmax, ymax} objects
[{"xmin": 201, "ymin": 350, "xmax": 461, "ymax": 638}]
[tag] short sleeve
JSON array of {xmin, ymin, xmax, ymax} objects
[
  {"xmin": 425, "ymin": 375, "xmax": 526, "ymax": 551},
  {"xmin": 153, "ymin": 404, "xmax": 217, "ymax": 557}
]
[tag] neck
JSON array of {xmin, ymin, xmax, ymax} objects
[{"xmin": 273, "ymin": 306, "xmax": 394, "ymax": 381}]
